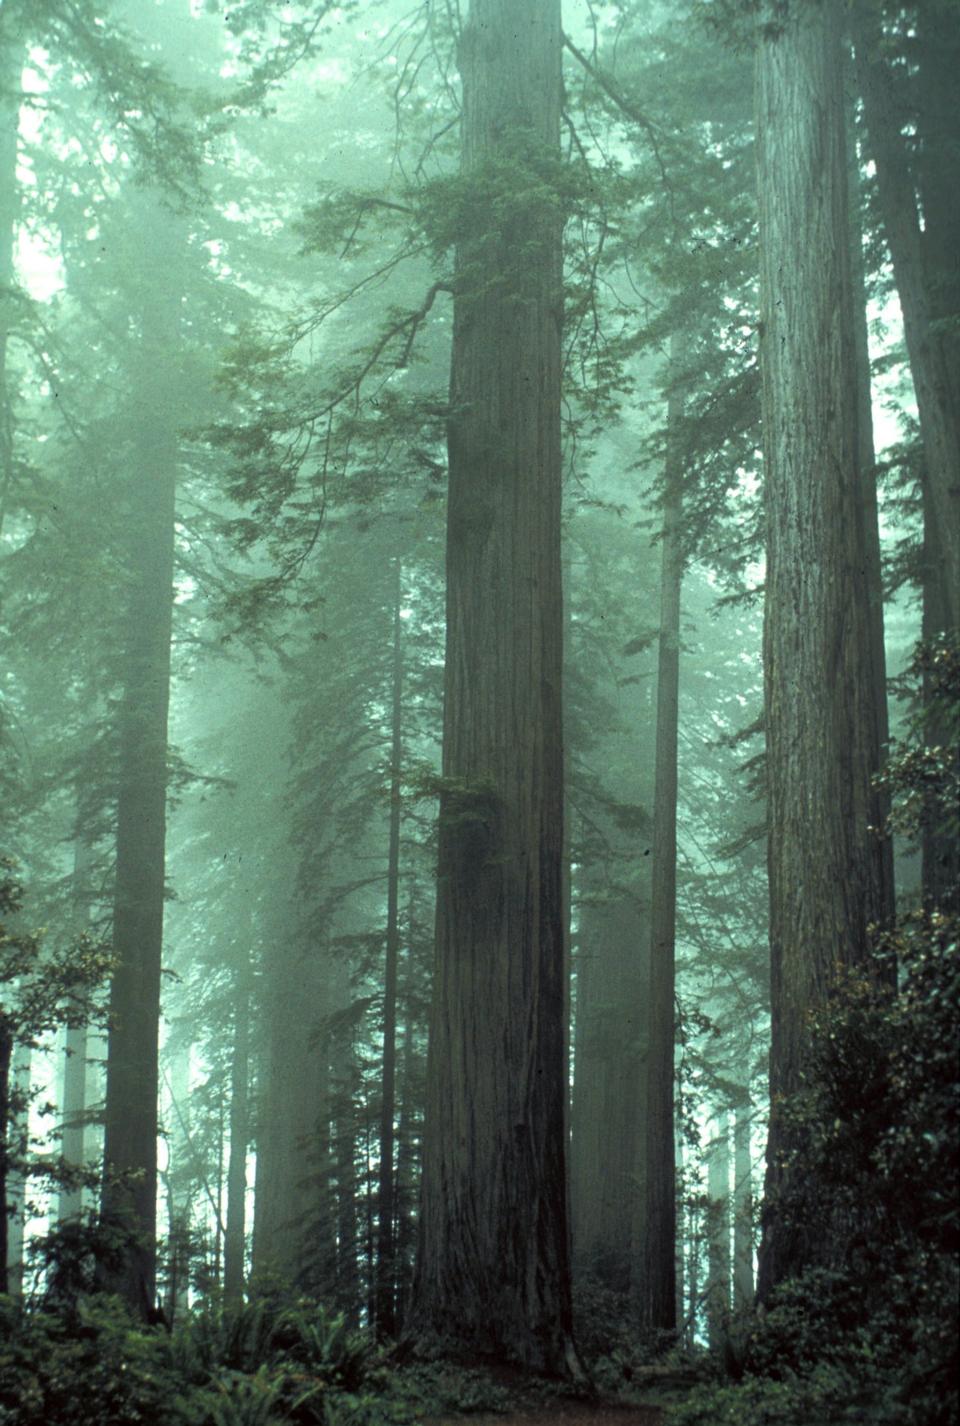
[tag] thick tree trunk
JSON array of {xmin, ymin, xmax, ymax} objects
[
  {"xmin": 224, "ymin": 964, "xmax": 251, "ymax": 1308},
  {"xmin": 635, "ymin": 339, "xmax": 684, "ymax": 1334},
  {"xmin": 375, "ymin": 563, "xmax": 404, "ymax": 1338},
  {"xmin": 100, "ymin": 201, "xmax": 181, "ymax": 1319},
  {"xmin": 410, "ymin": 0, "xmax": 577, "ymax": 1374},
  {"xmin": 755, "ymin": 3, "xmax": 890, "ymax": 1299},
  {"xmin": 854, "ymin": 0, "xmax": 960, "ymax": 639}
]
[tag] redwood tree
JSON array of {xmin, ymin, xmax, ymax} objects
[
  {"xmin": 409, "ymin": 0, "xmax": 579, "ymax": 1375},
  {"xmin": 100, "ymin": 200, "xmax": 182, "ymax": 1317},
  {"xmin": 754, "ymin": 0, "xmax": 894, "ymax": 1298}
]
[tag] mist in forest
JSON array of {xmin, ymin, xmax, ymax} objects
[{"xmin": 0, "ymin": 2, "xmax": 956, "ymax": 1424}]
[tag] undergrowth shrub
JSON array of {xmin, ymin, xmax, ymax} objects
[
  {"xmin": 669, "ymin": 902, "xmax": 959, "ymax": 1426},
  {"xmin": 0, "ymin": 1294, "xmax": 188, "ymax": 1426}
]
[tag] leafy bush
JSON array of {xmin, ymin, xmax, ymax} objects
[
  {"xmin": 668, "ymin": 902, "xmax": 959, "ymax": 1426},
  {"xmin": 171, "ymin": 1295, "xmax": 376, "ymax": 1390},
  {"xmin": 0, "ymin": 1294, "xmax": 188, "ymax": 1426}
]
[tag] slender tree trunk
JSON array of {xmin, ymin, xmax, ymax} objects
[
  {"xmin": 59, "ymin": 835, "xmax": 95, "ymax": 1225},
  {"xmin": 755, "ymin": 2, "xmax": 890, "ymax": 1299},
  {"xmin": 6, "ymin": 1042, "xmax": 29, "ymax": 1296},
  {"xmin": 164, "ymin": 1038, "xmax": 192, "ymax": 1324},
  {"xmin": 410, "ymin": 0, "xmax": 578, "ymax": 1375},
  {"xmin": 0, "ymin": 12, "xmax": 23, "ymax": 539},
  {"xmin": 100, "ymin": 201, "xmax": 182, "ymax": 1318},
  {"xmin": 635, "ymin": 336, "xmax": 685, "ymax": 1334},
  {"xmin": 224, "ymin": 962, "xmax": 251, "ymax": 1308},
  {"xmin": 854, "ymin": 0, "xmax": 960, "ymax": 639},
  {"xmin": 732, "ymin": 1093, "xmax": 753, "ymax": 1311},
  {"xmin": 0, "ymin": 1021, "xmax": 11, "ymax": 1295},
  {"xmin": 706, "ymin": 1111, "xmax": 730, "ymax": 1349},
  {"xmin": 334, "ymin": 1075, "xmax": 359, "ymax": 1322},
  {"xmin": 393, "ymin": 1011, "xmax": 418, "ymax": 1324},
  {"xmin": 59, "ymin": 1023, "xmax": 88, "ymax": 1224},
  {"xmin": 375, "ymin": 562, "xmax": 404, "ymax": 1338}
]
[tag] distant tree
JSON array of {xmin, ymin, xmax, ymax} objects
[
  {"xmin": 409, "ymin": 0, "xmax": 580, "ymax": 1375},
  {"xmin": 636, "ymin": 332, "xmax": 686, "ymax": 1336},
  {"xmin": 99, "ymin": 196, "xmax": 185, "ymax": 1319}
]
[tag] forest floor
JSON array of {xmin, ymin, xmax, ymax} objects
[{"xmin": 427, "ymin": 1403, "xmax": 664, "ymax": 1426}]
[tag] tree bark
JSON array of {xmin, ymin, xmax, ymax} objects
[
  {"xmin": 375, "ymin": 561, "xmax": 404, "ymax": 1337},
  {"xmin": 755, "ymin": 1, "xmax": 890, "ymax": 1298},
  {"xmin": 100, "ymin": 199, "xmax": 181, "ymax": 1319},
  {"xmin": 410, "ymin": 0, "xmax": 578, "ymax": 1374},
  {"xmin": 635, "ymin": 335, "xmax": 685, "ymax": 1334}
]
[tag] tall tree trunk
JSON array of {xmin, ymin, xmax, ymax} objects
[
  {"xmin": 375, "ymin": 561, "xmax": 404, "ymax": 1338},
  {"xmin": 755, "ymin": 2, "xmax": 889, "ymax": 1299},
  {"xmin": 224, "ymin": 962, "xmax": 251, "ymax": 1309},
  {"xmin": 410, "ymin": 0, "xmax": 578, "ymax": 1374},
  {"xmin": 635, "ymin": 336, "xmax": 685, "ymax": 1334},
  {"xmin": 853, "ymin": 0, "xmax": 960, "ymax": 640},
  {"xmin": 100, "ymin": 200, "xmax": 181, "ymax": 1319}
]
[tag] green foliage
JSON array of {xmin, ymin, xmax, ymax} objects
[
  {"xmin": 172, "ymin": 1296, "xmax": 376, "ymax": 1391},
  {"xmin": 0, "ymin": 1295, "xmax": 188, "ymax": 1426},
  {"xmin": 669, "ymin": 903, "xmax": 959, "ymax": 1426},
  {"xmin": 880, "ymin": 635, "xmax": 960, "ymax": 861}
]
